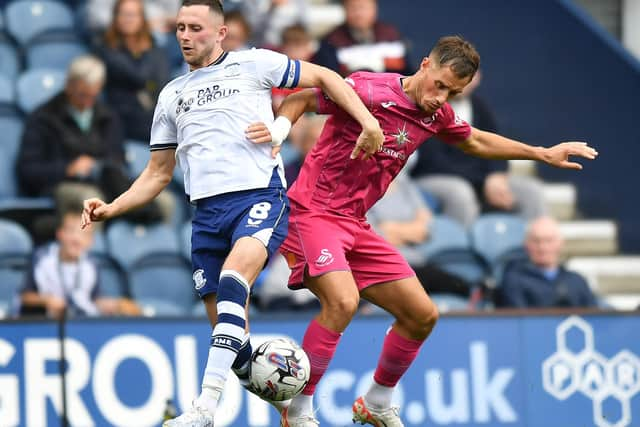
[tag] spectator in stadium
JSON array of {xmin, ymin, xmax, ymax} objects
[
  {"xmin": 239, "ymin": 0, "xmax": 308, "ymax": 47},
  {"xmin": 410, "ymin": 71, "xmax": 547, "ymax": 226},
  {"xmin": 97, "ymin": 0, "xmax": 170, "ymax": 142},
  {"xmin": 314, "ymin": 0, "xmax": 412, "ymax": 76},
  {"xmin": 497, "ymin": 216, "xmax": 598, "ymax": 308},
  {"xmin": 98, "ymin": 0, "xmax": 169, "ymax": 144},
  {"xmin": 18, "ymin": 210, "xmax": 141, "ymax": 319},
  {"xmin": 87, "ymin": 0, "xmax": 181, "ymax": 36},
  {"xmin": 222, "ymin": 10, "xmax": 252, "ymax": 51},
  {"xmin": 271, "ymin": 24, "xmax": 317, "ymax": 111},
  {"xmin": 16, "ymin": 55, "xmax": 166, "ymax": 224}
]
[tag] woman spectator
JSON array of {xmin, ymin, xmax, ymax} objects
[{"xmin": 97, "ymin": 0, "xmax": 170, "ymax": 141}]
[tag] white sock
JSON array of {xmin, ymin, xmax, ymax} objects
[
  {"xmin": 365, "ymin": 381, "xmax": 394, "ymax": 409},
  {"xmin": 195, "ymin": 380, "xmax": 224, "ymax": 415},
  {"xmin": 287, "ymin": 393, "xmax": 314, "ymax": 418}
]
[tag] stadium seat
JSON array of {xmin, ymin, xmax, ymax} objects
[
  {"xmin": 0, "ymin": 115, "xmax": 24, "ymax": 198},
  {"xmin": 91, "ymin": 253, "xmax": 129, "ymax": 298},
  {"xmin": 417, "ymin": 216, "xmax": 487, "ymax": 285},
  {"xmin": 16, "ymin": 68, "xmax": 65, "ymax": 114},
  {"xmin": 0, "ymin": 39, "xmax": 19, "ymax": 80},
  {"xmin": 0, "ymin": 254, "xmax": 29, "ymax": 317},
  {"xmin": 0, "ymin": 74, "xmax": 15, "ymax": 111},
  {"xmin": 430, "ymin": 293, "xmax": 471, "ymax": 312},
  {"xmin": 124, "ymin": 140, "xmax": 149, "ymax": 179},
  {"xmin": 26, "ymin": 38, "xmax": 88, "ymax": 70},
  {"xmin": 5, "ymin": 0, "xmax": 75, "ymax": 46},
  {"xmin": 470, "ymin": 213, "xmax": 527, "ymax": 268},
  {"xmin": 0, "ymin": 114, "xmax": 51, "ymax": 221},
  {"xmin": 417, "ymin": 216, "xmax": 471, "ymax": 258},
  {"xmin": 128, "ymin": 253, "xmax": 195, "ymax": 316},
  {"xmin": 0, "ymin": 219, "xmax": 33, "ymax": 255},
  {"xmin": 106, "ymin": 221, "xmax": 180, "ymax": 269},
  {"xmin": 180, "ymin": 221, "xmax": 191, "ymax": 261},
  {"xmin": 89, "ymin": 229, "xmax": 107, "ymax": 256}
]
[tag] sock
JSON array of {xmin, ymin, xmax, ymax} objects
[
  {"xmin": 286, "ymin": 393, "xmax": 314, "ymax": 419},
  {"xmin": 232, "ymin": 334, "xmax": 252, "ymax": 384},
  {"xmin": 368, "ymin": 328, "xmax": 424, "ymax": 408},
  {"xmin": 301, "ymin": 319, "xmax": 342, "ymax": 396},
  {"xmin": 200, "ymin": 270, "xmax": 250, "ymax": 413}
]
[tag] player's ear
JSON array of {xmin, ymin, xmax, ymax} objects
[
  {"xmin": 217, "ymin": 24, "xmax": 228, "ymax": 43},
  {"xmin": 420, "ymin": 57, "xmax": 430, "ymax": 70}
]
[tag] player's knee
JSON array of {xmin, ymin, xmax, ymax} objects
[
  {"xmin": 218, "ymin": 270, "xmax": 250, "ymax": 305},
  {"xmin": 403, "ymin": 300, "xmax": 439, "ymax": 339},
  {"xmin": 323, "ymin": 294, "xmax": 360, "ymax": 319}
]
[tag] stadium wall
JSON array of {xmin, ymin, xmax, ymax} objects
[
  {"xmin": 0, "ymin": 313, "xmax": 639, "ymax": 426},
  {"xmin": 377, "ymin": 0, "xmax": 640, "ymax": 251}
]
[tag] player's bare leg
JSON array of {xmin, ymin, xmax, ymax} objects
[
  {"xmin": 282, "ymin": 270, "xmax": 360, "ymax": 427},
  {"xmin": 165, "ymin": 237, "xmax": 267, "ymax": 426},
  {"xmin": 352, "ymin": 276, "xmax": 438, "ymax": 427}
]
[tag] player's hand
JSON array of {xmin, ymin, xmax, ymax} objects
[
  {"xmin": 544, "ymin": 142, "xmax": 598, "ymax": 170},
  {"xmin": 246, "ymin": 122, "xmax": 281, "ymax": 158},
  {"xmin": 81, "ymin": 198, "xmax": 112, "ymax": 229},
  {"xmin": 351, "ymin": 123, "xmax": 384, "ymax": 160}
]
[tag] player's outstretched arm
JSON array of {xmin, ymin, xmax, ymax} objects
[
  {"xmin": 296, "ymin": 61, "xmax": 384, "ymax": 159},
  {"xmin": 457, "ymin": 127, "xmax": 598, "ymax": 169},
  {"xmin": 81, "ymin": 149, "xmax": 176, "ymax": 228}
]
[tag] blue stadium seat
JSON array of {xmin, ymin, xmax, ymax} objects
[
  {"xmin": 26, "ymin": 38, "xmax": 88, "ymax": 70},
  {"xmin": 16, "ymin": 68, "xmax": 65, "ymax": 113},
  {"xmin": 430, "ymin": 293, "xmax": 470, "ymax": 312},
  {"xmin": 0, "ymin": 254, "xmax": 29, "ymax": 317},
  {"xmin": 0, "ymin": 39, "xmax": 19, "ymax": 80},
  {"xmin": 417, "ymin": 216, "xmax": 470, "ymax": 258},
  {"xmin": 91, "ymin": 254, "xmax": 129, "ymax": 298},
  {"xmin": 5, "ymin": 0, "xmax": 75, "ymax": 46},
  {"xmin": 470, "ymin": 213, "xmax": 527, "ymax": 268},
  {"xmin": 106, "ymin": 221, "xmax": 180, "ymax": 269},
  {"xmin": 417, "ymin": 216, "xmax": 487, "ymax": 284},
  {"xmin": 124, "ymin": 140, "xmax": 149, "ymax": 179},
  {"xmin": 0, "ymin": 115, "xmax": 24, "ymax": 199},
  {"xmin": 89, "ymin": 229, "xmax": 107, "ymax": 256},
  {"xmin": 180, "ymin": 221, "xmax": 191, "ymax": 261},
  {"xmin": 0, "ymin": 74, "xmax": 15, "ymax": 110},
  {"xmin": 128, "ymin": 253, "xmax": 195, "ymax": 316},
  {"xmin": 0, "ymin": 219, "xmax": 33, "ymax": 255}
]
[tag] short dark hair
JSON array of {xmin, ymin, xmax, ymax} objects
[
  {"xmin": 430, "ymin": 36, "xmax": 480, "ymax": 80},
  {"xmin": 225, "ymin": 10, "xmax": 251, "ymax": 37},
  {"xmin": 181, "ymin": 0, "xmax": 224, "ymax": 15}
]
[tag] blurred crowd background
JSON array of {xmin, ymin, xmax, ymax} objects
[{"xmin": 0, "ymin": 0, "xmax": 639, "ymax": 320}]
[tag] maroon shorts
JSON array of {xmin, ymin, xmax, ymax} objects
[{"xmin": 280, "ymin": 206, "xmax": 415, "ymax": 291}]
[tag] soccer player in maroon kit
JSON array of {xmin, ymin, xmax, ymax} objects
[{"xmin": 248, "ymin": 35, "xmax": 598, "ymax": 427}]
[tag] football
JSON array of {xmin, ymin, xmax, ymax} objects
[{"xmin": 248, "ymin": 338, "xmax": 311, "ymax": 401}]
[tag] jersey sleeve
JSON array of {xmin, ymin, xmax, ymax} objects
[
  {"xmin": 253, "ymin": 48, "xmax": 301, "ymax": 89},
  {"xmin": 436, "ymin": 103, "xmax": 472, "ymax": 144},
  {"xmin": 313, "ymin": 73, "xmax": 368, "ymax": 115},
  {"xmin": 149, "ymin": 93, "xmax": 177, "ymax": 151}
]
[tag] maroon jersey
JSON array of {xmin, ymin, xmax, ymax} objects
[{"xmin": 287, "ymin": 71, "xmax": 471, "ymax": 219}]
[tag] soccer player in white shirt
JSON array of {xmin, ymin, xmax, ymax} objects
[{"xmin": 81, "ymin": 1, "xmax": 384, "ymax": 426}]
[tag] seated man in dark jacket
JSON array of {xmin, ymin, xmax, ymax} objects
[
  {"xmin": 498, "ymin": 216, "xmax": 597, "ymax": 308},
  {"xmin": 17, "ymin": 55, "xmax": 165, "ymax": 224}
]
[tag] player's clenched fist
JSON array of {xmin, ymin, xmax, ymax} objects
[
  {"xmin": 351, "ymin": 122, "xmax": 385, "ymax": 160},
  {"xmin": 81, "ymin": 198, "xmax": 110, "ymax": 229}
]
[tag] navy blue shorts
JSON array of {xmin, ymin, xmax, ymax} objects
[{"xmin": 190, "ymin": 187, "xmax": 289, "ymax": 297}]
